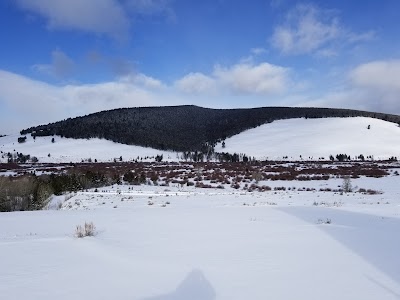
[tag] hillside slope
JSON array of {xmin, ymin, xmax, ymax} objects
[
  {"xmin": 2, "ymin": 117, "xmax": 400, "ymax": 163},
  {"xmin": 215, "ymin": 117, "xmax": 400, "ymax": 160},
  {"xmin": 20, "ymin": 105, "xmax": 400, "ymax": 152}
]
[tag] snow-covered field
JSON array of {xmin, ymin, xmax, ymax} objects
[
  {"xmin": 0, "ymin": 135, "xmax": 177, "ymax": 163},
  {"xmin": 1, "ymin": 174, "xmax": 400, "ymax": 300},
  {"xmin": 1, "ymin": 117, "xmax": 400, "ymax": 163},
  {"xmin": 2, "ymin": 116, "xmax": 400, "ymax": 299},
  {"xmin": 215, "ymin": 117, "xmax": 400, "ymax": 160}
]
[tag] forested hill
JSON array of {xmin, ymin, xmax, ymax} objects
[{"xmin": 20, "ymin": 105, "xmax": 400, "ymax": 152}]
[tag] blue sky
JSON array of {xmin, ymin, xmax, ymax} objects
[{"xmin": 1, "ymin": 0, "xmax": 400, "ymax": 133}]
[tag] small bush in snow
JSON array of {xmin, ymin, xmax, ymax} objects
[
  {"xmin": 366, "ymin": 189, "xmax": 382, "ymax": 195},
  {"xmin": 358, "ymin": 188, "xmax": 382, "ymax": 195},
  {"xmin": 316, "ymin": 218, "xmax": 332, "ymax": 225},
  {"xmin": 75, "ymin": 222, "xmax": 96, "ymax": 238}
]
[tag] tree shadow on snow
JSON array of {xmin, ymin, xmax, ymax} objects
[{"xmin": 141, "ymin": 269, "xmax": 216, "ymax": 300}]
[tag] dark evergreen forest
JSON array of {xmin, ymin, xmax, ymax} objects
[{"xmin": 20, "ymin": 105, "xmax": 400, "ymax": 152}]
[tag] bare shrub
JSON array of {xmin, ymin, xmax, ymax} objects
[
  {"xmin": 261, "ymin": 185, "xmax": 271, "ymax": 191},
  {"xmin": 231, "ymin": 183, "xmax": 240, "ymax": 189},
  {"xmin": 358, "ymin": 188, "xmax": 382, "ymax": 195},
  {"xmin": 75, "ymin": 222, "xmax": 96, "ymax": 238},
  {"xmin": 274, "ymin": 186, "xmax": 286, "ymax": 191},
  {"xmin": 196, "ymin": 182, "xmax": 213, "ymax": 188},
  {"xmin": 366, "ymin": 189, "xmax": 382, "ymax": 195},
  {"xmin": 252, "ymin": 171, "xmax": 263, "ymax": 183},
  {"xmin": 342, "ymin": 176, "xmax": 352, "ymax": 193}
]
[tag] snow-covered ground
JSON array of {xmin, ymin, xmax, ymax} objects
[
  {"xmin": 1, "ymin": 117, "xmax": 400, "ymax": 163},
  {"xmin": 0, "ymin": 134, "xmax": 178, "ymax": 163},
  {"xmin": 2, "ymin": 116, "xmax": 400, "ymax": 299},
  {"xmin": 215, "ymin": 117, "xmax": 400, "ymax": 160},
  {"xmin": 1, "ymin": 174, "xmax": 400, "ymax": 300}
]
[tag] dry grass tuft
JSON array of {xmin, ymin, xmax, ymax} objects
[{"xmin": 75, "ymin": 222, "xmax": 96, "ymax": 238}]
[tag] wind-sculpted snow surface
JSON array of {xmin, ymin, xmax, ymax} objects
[{"xmin": 1, "ymin": 178, "xmax": 400, "ymax": 300}]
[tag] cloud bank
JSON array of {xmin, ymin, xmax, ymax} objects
[
  {"xmin": 0, "ymin": 59, "xmax": 291, "ymax": 133},
  {"xmin": 2, "ymin": 59, "xmax": 400, "ymax": 133}
]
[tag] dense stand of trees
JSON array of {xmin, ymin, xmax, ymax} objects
[{"xmin": 20, "ymin": 105, "xmax": 400, "ymax": 152}]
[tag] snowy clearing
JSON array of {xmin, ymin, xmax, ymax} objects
[{"xmin": 0, "ymin": 134, "xmax": 177, "ymax": 163}]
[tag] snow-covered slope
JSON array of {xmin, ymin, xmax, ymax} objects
[
  {"xmin": 215, "ymin": 117, "xmax": 400, "ymax": 160},
  {"xmin": 0, "ymin": 135, "xmax": 178, "ymax": 163},
  {"xmin": 1, "ymin": 117, "xmax": 400, "ymax": 163}
]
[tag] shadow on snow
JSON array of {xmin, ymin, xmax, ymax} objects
[
  {"xmin": 141, "ymin": 269, "xmax": 216, "ymax": 300},
  {"xmin": 279, "ymin": 206, "xmax": 400, "ymax": 295}
]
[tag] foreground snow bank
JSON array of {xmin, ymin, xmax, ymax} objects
[{"xmin": 1, "ymin": 187, "xmax": 400, "ymax": 300}]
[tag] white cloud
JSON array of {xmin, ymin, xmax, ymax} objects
[
  {"xmin": 16, "ymin": 0, "xmax": 130, "ymax": 40},
  {"xmin": 121, "ymin": 73, "xmax": 166, "ymax": 90},
  {"xmin": 250, "ymin": 48, "xmax": 267, "ymax": 55},
  {"xmin": 350, "ymin": 60, "xmax": 400, "ymax": 92},
  {"xmin": 294, "ymin": 60, "xmax": 400, "ymax": 114},
  {"xmin": 0, "ymin": 70, "xmax": 171, "ymax": 133},
  {"xmin": 2, "ymin": 59, "xmax": 400, "ymax": 134},
  {"xmin": 0, "ymin": 60, "xmax": 291, "ymax": 133},
  {"xmin": 271, "ymin": 4, "xmax": 374, "ymax": 55},
  {"xmin": 315, "ymin": 48, "xmax": 338, "ymax": 58},
  {"xmin": 15, "ymin": 0, "xmax": 174, "ymax": 40},
  {"xmin": 348, "ymin": 60, "xmax": 400, "ymax": 113},
  {"xmin": 214, "ymin": 62, "xmax": 289, "ymax": 95},
  {"xmin": 271, "ymin": 4, "xmax": 339, "ymax": 54},
  {"xmin": 32, "ymin": 49, "xmax": 75, "ymax": 78},
  {"xmin": 175, "ymin": 62, "xmax": 290, "ymax": 96},
  {"xmin": 175, "ymin": 73, "xmax": 217, "ymax": 94}
]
